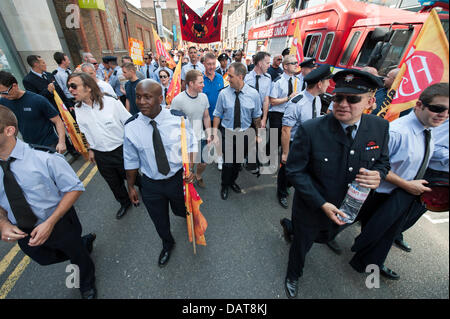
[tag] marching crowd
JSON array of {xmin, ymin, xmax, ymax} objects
[{"xmin": 0, "ymin": 45, "xmax": 448, "ymax": 299}]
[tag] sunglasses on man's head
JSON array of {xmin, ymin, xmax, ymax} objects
[
  {"xmin": 332, "ymin": 94, "xmax": 363, "ymax": 104},
  {"xmin": 423, "ymin": 102, "xmax": 449, "ymax": 113},
  {"xmin": 0, "ymin": 85, "xmax": 13, "ymax": 95}
]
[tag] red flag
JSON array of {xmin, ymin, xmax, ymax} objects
[{"xmin": 177, "ymin": 0, "xmax": 223, "ymax": 43}]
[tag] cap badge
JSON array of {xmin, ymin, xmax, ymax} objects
[{"xmin": 344, "ymin": 74, "xmax": 354, "ymax": 82}]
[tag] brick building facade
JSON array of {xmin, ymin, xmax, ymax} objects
[{"xmin": 53, "ymin": 0, "xmax": 159, "ymax": 66}]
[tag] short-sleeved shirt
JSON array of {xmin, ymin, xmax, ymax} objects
[
  {"xmin": 108, "ymin": 66, "xmax": 124, "ymax": 97},
  {"xmin": 268, "ymin": 65, "xmax": 283, "ymax": 81},
  {"xmin": 125, "ymin": 79, "xmax": 141, "ymax": 115},
  {"xmin": 181, "ymin": 62, "xmax": 205, "ymax": 81},
  {"xmin": 377, "ymin": 111, "xmax": 435, "ymax": 194},
  {"xmin": 213, "ymin": 84, "xmax": 262, "ymax": 131},
  {"xmin": 203, "ymin": 73, "xmax": 224, "ymax": 119},
  {"xmin": 244, "ymin": 70, "xmax": 272, "ymax": 106},
  {"xmin": 123, "ymin": 108, "xmax": 198, "ymax": 180},
  {"xmin": 428, "ymin": 118, "xmax": 448, "ymax": 172},
  {"xmin": 170, "ymin": 91, "xmax": 209, "ymax": 141},
  {"xmin": 269, "ymin": 73, "xmax": 302, "ymax": 113},
  {"xmin": 282, "ymin": 90, "xmax": 322, "ymax": 141},
  {"xmin": 0, "ymin": 139, "xmax": 85, "ymax": 227},
  {"xmin": 97, "ymin": 80, "xmax": 117, "ymax": 98},
  {"xmin": 0, "ymin": 91, "xmax": 59, "ymax": 146},
  {"xmin": 74, "ymin": 95, "xmax": 131, "ymax": 152}
]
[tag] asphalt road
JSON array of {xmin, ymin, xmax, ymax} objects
[{"xmin": 0, "ymin": 157, "xmax": 448, "ymax": 299}]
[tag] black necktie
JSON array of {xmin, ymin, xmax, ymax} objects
[
  {"xmin": 0, "ymin": 158, "xmax": 37, "ymax": 229},
  {"xmin": 415, "ymin": 129, "xmax": 432, "ymax": 180},
  {"xmin": 312, "ymin": 97, "xmax": 317, "ymax": 119},
  {"xmin": 234, "ymin": 91, "xmax": 241, "ymax": 130},
  {"xmin": 288, "ymin": 77, "xmax": 293, "ymax": 97},
  {"xmin": 150, "ymin": 120, "xmax": 170, "ymax": 175},
  {"xmin": 146, "ymin": 66, "xmax": 150, "ymax": 79},
  {"xmin": 164, "ymin": 88, "xmax": 168, "ymax": 104},
  {"xmin": 255, "ymin": 75, "xmax": 260, "ymax": 92},
  {"xmin": 302, "ymin": 80, "xmax": 306, "ymax": 91},
  {"xmin": 346, "ymin": 125, "xmax": 357, "ymax": 143},
  {"xmin": 193, "ymin": 64, "xmax": 197, "ymax": 69}
]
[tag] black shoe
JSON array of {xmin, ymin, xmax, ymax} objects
[
  {"xmin": 326, "ymin": 239, "xmax": 343, "ymax": 255},
  {"xmin": 285, "ymin": 277, "xmax": 298, "ymax": 299},
  {"xmin": 82, "ymin": 233, "xmax": 96, "ymax": 254},
  {"xmin": 280, "ymin": 218, "xmax": 292, "ymax": 243},
  {"xmin": 380, "ymin": 265, "xmax": 400, "ymax": 280},
  {"xmin": 221, "ymin": 186, "xmax": 229, "ymax": 200},
  {"xmin": 158, "ymin": 248, "xmax": 172, "ymax": 268},
  {"xmin": 116, "ymin": 202, "xmax": 131, "ymax": 220},
  {"xmin": 394, "ymin": 238, "xmax": 412, "ymax": 252},
  {"xmin": 278, "ymin": 196, "xmax": 288, "ymax": 209},
  {"xmin": 81, "ymin": 286, "xmax": 97, "ymax": 299},
  {"xmin": 230, "ymin": 183, "xmax": 242, "ymax": 193}
]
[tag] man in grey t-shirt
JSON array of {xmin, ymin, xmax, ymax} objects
[{"xmin": 170, "ymin": 69, "xmax": 211, "ymax": 188}]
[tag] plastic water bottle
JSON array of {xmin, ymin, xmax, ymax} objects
[{"xmin": 338, "ymin": 181, "xmax": 371, "ymax": 224}]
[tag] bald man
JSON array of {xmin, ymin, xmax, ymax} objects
[
  {"xmin": 123, "ymin": 80, "xmax": 197, "ymax": 267},
  {"xmin": 372, "ymin": 67, "xmax": 400, "ymax": 115}
]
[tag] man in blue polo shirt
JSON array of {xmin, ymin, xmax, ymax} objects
[
  {"xmin": 203, "ymin": 53, "xmax": 224, "ymax": 120},
  {"xmin": 203, "ymin": 53, "xmax": 224, "ymax": 170},
  {"xmin": 0, "ymin": 71, "xmax": 66, "ymax": 153}
]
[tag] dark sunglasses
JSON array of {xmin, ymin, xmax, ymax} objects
[
  {"xmin": 159, "ymin": 75, "xmax": 168, "ymax": 79},
  {"xmin": 0, "ymin": 85, "xmax": 13, "ymax": 95},
  {"xmin": 93, "ymin": 62, "xmax": 98, "ymax": 65},
  {"xmin": 332, "ymin": 94, "xmax": 363, "ymax": 104},
  {"xmin": 423, "ymin": 102, "xmax": 449, "ymax": 113},
  {"xmin": 286, "ymin": 62, "xmax": 298, "ymax": 66},
  {"xmin": 68, "ymin": 83, "xmax": 78, "ymax": 90},
  {"xmin": 143, "ymin": 58, "xmax": 149, "ymax": 60},
  {"xmin": 276, "ymin": 58, "xmax": 283, "ymax": 61}
]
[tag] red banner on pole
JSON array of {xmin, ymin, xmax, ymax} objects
[{"xmin": 177, "ymin": 0, "xmax": 223, "ymax": 43}]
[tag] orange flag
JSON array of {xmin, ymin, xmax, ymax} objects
[
  {"xmin": 289, "ymin": 21, "xmax": 304, "ymax": 65},
  {"xmin": 152, "ymin": 26, "xmax": 177, "ymax": 69},
  {"xmin": 180, "ymin": 117, "xmax": 207, "ymax": 249},
  {"xmin": 377, "ymin": 9, "xmax": 449, "ymax": 122},
  {"xmin": 166, "ymin": 58, "xmax": 182, "ymax": 105},
  {"xmin": 53, "ymin": 91, "xmax": 89, "ymax": 159}
]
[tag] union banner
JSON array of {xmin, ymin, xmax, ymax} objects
[
  {"xmin": 377, "ymin": 9, "xmax": 449, "ymax": 122},
  {"xmin": 177, "ymin": 0, "xmax": 223, "ymax": 43}
]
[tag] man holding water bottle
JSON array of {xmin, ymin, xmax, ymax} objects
[{"xmin": 283, "ymin": 69, "xmax": 389, "ymax": 298}]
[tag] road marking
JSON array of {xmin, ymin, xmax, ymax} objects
[
  {"xmin": 76, "ymin": 161, "xmax": 91, "ymax": 177},
  {"xmin": 82, "ymin": 165, "xmax": 98, "ymax": 187},
  {"xmin": 0, "ymin": 163, "xmax": 98, "ymax": 298},
  {"xmin": 0, "ymin": 255, "xmax": 30, "ymax": 299},
  {"xmin": 424, "ymin": 214, "xmax": 449, "ymax": 224},
  {"xmin": 0, "ymin": 244, "xmax": 20, "ymax": 278}
]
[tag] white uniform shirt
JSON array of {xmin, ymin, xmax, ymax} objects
[{"xmin": 75, "ymin": 95, "xmax": 131, "ymax": 152}]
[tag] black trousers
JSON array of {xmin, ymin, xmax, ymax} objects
[
  {"xmin": 268, "ymin": 111, "xmax": 283, "ymax": 153},
  {"xmin": 141, "ymin": 169, "xmax": 186, "ymax": 251},
  {"xmin": 349, "ymin": 189, "xmax": 425, "ymax": 272},
  {"xmin": 220, "ymin": 127, "xmax": 251, "ymax": 187},
  {"xmin": 18, "ymin": 207, "xmax": 95, "ymax": 292},
  {"xmin": 277, "ymin": 145, "xmax": 292, "ymax": 198},
  {"xmin": 93, "ymin": 145, "xmax": 141, "ymax": 206}
]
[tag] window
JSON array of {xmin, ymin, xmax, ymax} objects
[
  {"xmin": 268, "ymin": 36, "xmax": 288, "ymax": 55},
  {"xmin": 303, "ymin": 34, "xmax": 322, "ymax": 58},
  {"xmin": 340, "ymin": 31, "xmax": 361, "ymax": 66},
  {"xmin": 319, "ymin": 32, "xmax": 334, "ymax": 61},
  {"xmin": 378, "ymin": 28, "xmax": 413, "ymax": 72},
  {"xmin": 354, "ymin": 31, "xmax": 377, "ymax": 66}
]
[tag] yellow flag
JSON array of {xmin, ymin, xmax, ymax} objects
[
  {"xmin": 377, "ymin": 9, "xmax": 449, "ymax": 122},
  {"xmin": 166, "ymin": 58, "xmax": 182, "ymax": 105},
  {"xmin": 289, "ymin": 21, "xmax": 304, "ymax": 64},
  {"xmin": 53, "ymin": 91, "xmax": 89, "ymax": 159},
  {"xmin": 151, "ymin": 26, "xmax": 177, "ymax": 69}
]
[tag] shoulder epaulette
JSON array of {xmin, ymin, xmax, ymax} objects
[
  {"xmin": 219, "ymin": 85, "xmax": 229, "ymax": 92},
  {"xmin": 103, "ymin": 92, "xmax": 118, "ymax": 100},
  {"xmin": 170, "ymin": 109, "xmax": 187, "ymax": 118},
  {"xmin": 125, "ymin": 113, "xmax": 139, "ymax": 125},
  {"xmin": 291, "ymin": 94, "xmax": 304, "ymax": 104},
  {"xmin": 29, "ymin": 144, "xmax": 56, "ymax": 153},
  {"xmin": 273, "ymin": 75, "xmax": 282, "ymax": 82},
  {"xmin": 263, "ymin": 73, "xmax": 271, "ymax": 79},
  {"xmin": 113, "ymin": 70, "xmax": 117, "ymax": 76}
]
